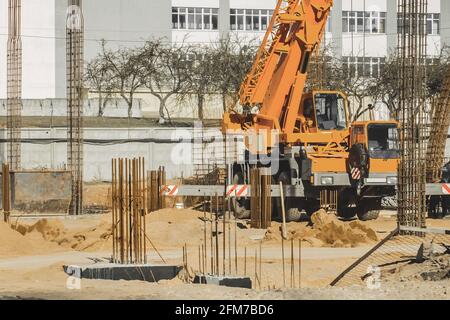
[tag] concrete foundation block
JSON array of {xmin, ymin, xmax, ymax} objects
[
  {"xmin": 63, "ymin": 263, "xmax": 182, "ymax": 282},
  {"xmin": 193, "ymin": 274, "xmax": 252, "ymax": 289}
]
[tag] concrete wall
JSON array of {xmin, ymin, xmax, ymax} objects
[
  {"xmin": 0, "ymin": 126, "xmax": 230, "ymax": 182},
  {"xmin": 0, "ymin": 126, "xmax": 448, "ymax": 183},
  {"xmin": 0, "ymin": 171, "xmax": 72, "ymax": 214},
  {"xmin": 0, "ymin": 98, "xmax": 143, "ymax": 118}
]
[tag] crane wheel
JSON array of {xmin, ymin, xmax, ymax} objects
[
  {"xmin": 356, "ymin": 198, "xmax": 381, "ymax": 221},
  {"xmin": 337, "ymin": 191, "xmax": 357, "ymax": 219},
  {"xmin": 274, "ymin": 171, "xmax": 302, "ymax": 222}
]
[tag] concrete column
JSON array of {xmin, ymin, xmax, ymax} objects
[
  {"xmin": 441, "ymin": 0, "xmax": 450, "ymax": 47},
  {"xmin": 386, "ymin": 0, "xmax": 397, "ymax": 57},
  {"xmin": 219, "ymin": 0, "xmax": 230, "ymax": 39},
  {"xmin": 331, "ymin": 0, "xmax": 343, "ymax": 58}
]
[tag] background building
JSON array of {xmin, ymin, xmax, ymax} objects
[
  {"xmin": 0, "ymin": 0, "xmax": 448, "ymax": 179},
  {"xmin": 0, "ymin": 0, "xmax": 449, "ymax": 112}
]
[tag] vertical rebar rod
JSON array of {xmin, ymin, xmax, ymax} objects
[
  {"xmin": 210, "ymin": 195, "xmax": 214, "ymax": 274},
  {"xmin": 282, "ymin": 236, "xmax": 286, "ymax": 288},
  {"xmin": 228, "ymin": 199, "xmax": 231, "ymax": 274},
  {"xmin": 112, "ymin": 159, "xmax": 116, "ymax": 263},
  {"xmin": 290, "ymin": 239, "xmax": 294, "ymax": 288},
  {"xmin": 222, "ymin": 195, "xmax": 226, "ymax": 276},
  {"xmin": 298, "ymin": 239, "xmax": 302, "ymax": 288},
  {"xmin": 244, "ymin": 247, "xmax": 247, "ymax": 276},
  {"xmin": 234, "ymin": 204, "xmax": 238, "ymax": 275},
  {"xmin": 254, "ymin": 248, "xmax": 258, "ymax": 289},
  {"xmin": 203, "ymin": 194, "xmax": 207, "ymax": 274},
  {"xmin": 215, "ymin": 193, "xmax": 219, "ymax": 276},
  {"xmin": 259, "ymin": 242, "xmax": 262, "ymax": 290}
]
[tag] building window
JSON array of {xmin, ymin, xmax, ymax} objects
[
  {"xmin": 427, "ymin": 13, "xmax": 440, "ymax": 35},
  {"xmin": 398, "ymin": 13, "xmax": 440, "ymax": 35},
  {"xmin": 326, "ymin": 14, "xmax": 332, "ymax": 33},
  {"xmin": 230, "ymin": 9, "xmax": 274, "ymax": 31},
  {"xmin": 343, "ymin": 11, "xmax": 386, "ymax": 34},
  {"xmin": 343, "ymin": 56, "xmax": 386, "ymax": 78},
  {"xmin": 172, "ymin": 7, "xmax": 219, "ymax": 30}
]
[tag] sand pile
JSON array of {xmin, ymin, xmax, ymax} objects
[
  {"xmin": 145, "ymin": 208, "xmax": 207, "ymax": 249},
  {"xmin": 311, "ymin": 209, "xmax": 378, "ymax": 247},
  {"xmin": 14, "ymin": 218, "xmax": 112, "ymax": 252},
  {"xmin": 0, "ymin": 221, "xmax": 62, "ymax": 257},
  {"xmin": 265, "ymin": 209, "xmax": 378, "ymax": 247},
  {"xmin": 12, "ymin": 208, "xmax": 208, "ymax": 253}
]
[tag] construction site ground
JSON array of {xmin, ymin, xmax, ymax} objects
[{"xmin": 0, "ymin": 183, "xmax": 449, "ymax": 300}]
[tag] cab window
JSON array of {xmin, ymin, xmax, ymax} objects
[{"xmin": 314, "ymin": 93, "xmax": 348, "ymax": 131}]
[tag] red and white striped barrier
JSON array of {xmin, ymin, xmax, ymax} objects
[
  {"xmin": 226, "ymin": 184, "xmax": 249, "ymax": 197},
  {"xmin": 160, "ymin": 185, "xmax": 179, "ymax": 196},
  {"xmin": 159, "ymin": 184, "xmax": 249, "ymax": 197},
  {"xmin": 351, "ymin": 167, "xmax": 361, "ymax": 180},
  {"xmin": 443, "ymin": 183, "xmax": 450, "ymax": 195}
]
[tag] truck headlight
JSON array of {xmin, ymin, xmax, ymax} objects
[
  {"xmin": 386, "ymin": 176, "xmax": 397, "ymax": 185},
  {"xmin": 321, "ymin": 176, "xmax": 334, "ymax": 185}
]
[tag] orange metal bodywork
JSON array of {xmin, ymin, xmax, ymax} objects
[
  {"xmin": 222, "ymin": 0, "xmax": 400, "ymax": 180},
  {"xmin": 223, "ymin": 0, "xmax": 335, "ymax": 146},
  {"xmin": 350, "ymin": 121, "xmax": 399, "ymax": 174}
]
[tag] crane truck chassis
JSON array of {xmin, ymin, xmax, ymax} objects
[{"xmin": 161, "ymin": 0, "xmax": 449, "ymax": 221}]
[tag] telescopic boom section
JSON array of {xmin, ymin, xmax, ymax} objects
[{"xmin": 235, "ymin": 0, "xmax": 333, "ymax": 134}]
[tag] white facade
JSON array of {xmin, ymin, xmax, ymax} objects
[{"xmin": 0, "ymin": 0, "xmax": 449, "ymax": 103}]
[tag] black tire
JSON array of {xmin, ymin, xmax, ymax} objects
[
  {"xmin": 357, "ymin": 198, "xmax": 381, "ymax": 221},
  {"xmin": 304, "ymin": 199, "xmax": 320, "ymax": 217},
  {"xmin": 337, "ymin": 190, "xmax": 357, "ymax": 219},
  {"xmin": 428, "ymin": 196, "xmax": 447, "ymax": 219},
  {"xmin": 275, "ymin": 171, "xmax": 302, "ymax": 222},
  {"xmin": 231, "ymin": 171, "xmax": 251, "ymax": 219}
]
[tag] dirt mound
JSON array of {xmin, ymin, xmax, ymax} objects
[
  {"xmin": 264, "ymin": 222, "xmax": 316, "ymax": 242},
  {"xmin": 145, "ymin": 208, "xmax": 208, "ymax": 249},
  {"xmin": 311, "ymin": 209, "xmax": 378, "ymax": 247},
  {"xmin": 0, "ymin": 221, "xmax": 62, "ymax": 257},
  {"xmin": 12, "ymin": 208, "xmax": 207, "ymax": 253},
  {"xmin": 14, "ymin": 218, "xmax": 112, "ymax": 252},
  {"xmin": 265, "ymin": 210, "xmax": 378, "ymax": 248},
  {"xmin": 14, "ymin": 219, "xmax": 66, "ymax": 241}
]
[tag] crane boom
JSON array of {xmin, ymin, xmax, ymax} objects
[
  {"xmin": 229, "ymin": 0, "xmax": 333, "ymax": 137},
  {"xmin": 239, "ymin": 0, "xmax": 299, "ymax": 106}
]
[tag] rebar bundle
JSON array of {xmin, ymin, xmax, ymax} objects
[
  {"xmin": 111, "ymin": 158, "xmax": 148, "ymax": 264},
  {"xmin": 426, "ymin": 65, "xmax": 450, "ymax": 183},
  {"xmin": 397, "ymin": 0, "xmax": 428, "ymax": 229},
  {"xmin": 7, "ymin": 0, "xmax": 22, "ymax": 170},
  {"xmin": 66, "ymin": 0, "xmax": 84, "ymax": 215}
]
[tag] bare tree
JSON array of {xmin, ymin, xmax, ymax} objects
[
  {"xmin": 186, "ymin": 45, "xmax": 216, "ymax": 120},
  {"xmin": 210, "ymin": 35, "xmax": 257, "ymax": 111},
  {"xmin": 100, "ymin": 41, "xmax": 144, "ymax": 118},
  {"xmin": 85, "ymin": 55, "xmax": 115, "ymax": 117},
  {"xmin": 140, "ymin": 40, "xmax": 191, "ymax": 124},
  {"xmin": 328, "ymin": 57, "xmax": 375, "ymax": 121}
]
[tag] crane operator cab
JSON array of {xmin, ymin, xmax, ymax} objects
[
  {"xmin": 315, "ymin": 93, "xmax": 348, "ymax": 131},
  {"xmin": 296, "ymin": 90, "xmax": 349, "ymax": 135}
]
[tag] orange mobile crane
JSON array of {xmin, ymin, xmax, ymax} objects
[{"xmin": 222, "ymin": 0, "xmax": 400, "ymax": 221}]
